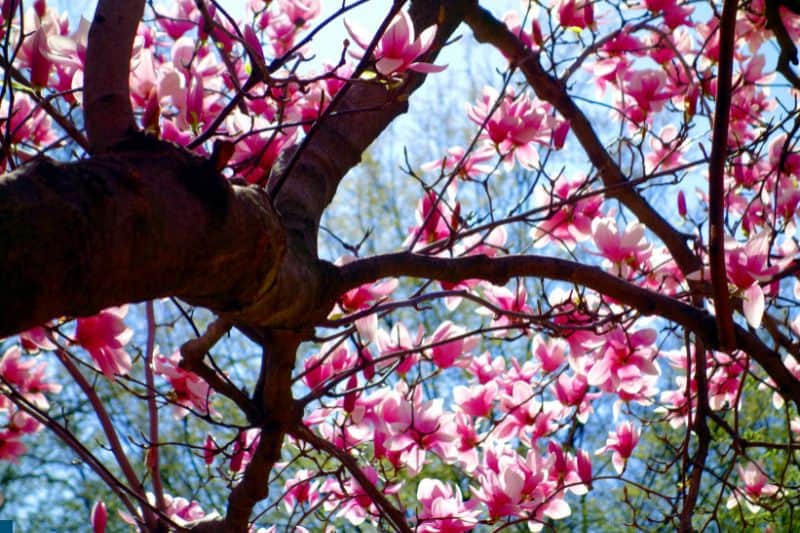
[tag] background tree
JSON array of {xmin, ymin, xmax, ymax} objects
[{"xmin": 1, "ymin": 0, "xmax": 800, "ymax": 531}]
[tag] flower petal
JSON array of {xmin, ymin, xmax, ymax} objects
[{"xmin": 743, "ymin": 284, "xmax": 765, "ymax": 328}]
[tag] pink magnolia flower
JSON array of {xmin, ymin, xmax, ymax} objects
[
  {"xmin": 317, "ymin": 415, "xmax": 371, "ymax": 452},
  {"xmin": 165, "ymin": 38, "xmax": 225, "ymax": 131},
  {"xmin": 557, "ymin": 0, "xmax": 594, "ymax": 30},
  {"xmin": 19, "ymin": 326, "xmax": 56, "ymax": 353},
  {"xmin": 294, "ymin": 65, "xmax": 355, "ymax": 131},
  {"xmin": 203, "ymin": 434, "xmax": 218, "ymax": 465},
  {"xmin": 20, "ymin": 357, "xmax": 62, "ymax": 410},
  {"xmin": 375, "ymin": 322, "xmax": 423, "ymax": 375},
  {"xmin": 421, "ymin": 145, "xmax": 495, "ymax": 180},
  {"xmin": 75, "ymin": 306, "xmax": 133, "ymax": 381},
  {"xmin": 405, "ymin": 190, "xmax": 460, "ymax": 248},
  {"xmin": 477, "ymin": 283, "xmax": 533, "ymax": 335},
  {"xmin": 156, "ymin": 0, "xmax": 200, "ymax": 39},
  {"xmin": 576, "ymin": 449, "xmax": 593, "ymax": 489},
  {"xmin": 16, "ymin": 7, "xmax": 70, "ymax": 88},
  {"xmin": 119, "ymin": 492, "xmax": 214, "ymax": 529},
  {"xmin": 677, "ymin": 190, "xmax": 688, "ymax": 218},
  {"xmin": 0, "ymin": 346, "xmax": 35, "ymax": 388},
  {"xmin": 585, "ymin": 327, "xmax": 659, "ymax": 398},
  {"xmin": 596, "ymin": 421, "xmax": 639, "ymax": 474},
  {"xmin": 322, "ymin": 466, "xmax": 401, "ymax": 526},
  {"xmin": 725, "ymin": 231, "xmax": 783, "ymax": 328},
  {"xmin": 552, "ymin": 372, "xmax": 598, "ymax": 423},
  {"xmin": 378, "ymin": 389, "xmax": 456, "ymax": 473},
  {"xmin": 547, "ymin": 441, "xmax": 592, "ymax": 495},
  {"xmin": 336, "ymin": 256, "xmax": 399, "ymax": 312},
  {"xmin": 162, "ymin": 494, "xmax": 210, "ymax": 526},
  {"xmin": 767, "ymin": 355, "xmax": 800, "ymax": 409},
  {"xmin": 281, "ymin": 469, "xmax": 321, "ymax": 512},
  {"xmin": 0, "ymin": 430, "xmax": 26, "ymax": 462},
  {"xmin": 424, "ymin": 321, "xmax": 478, "ymax": 369},
  {"xmin": 416, "ymin": 479, "xmax": 479, "ymax": 533},
  {"xmin": 726, "ymin": 462, "xmax": 779, "ymax": 513},
  {"xmin": 530, "ymin": 175, "xmax": 603, "ymax": 249},
  {"xmin": 152, "ymin": 349, "xmax": 216, "ymax": 419},
  {"xmin": 453, "ymin": 381, "xmax": 497, "ymax": 418},
  {"xmin": 278, "ymin": 0, "xmax": 320, "ymax": 27},
  {"xmin": 707, "ymin": 350, "xmax": 748, "ymax": 411},
  {"xmin": 302, "ymin": 341, "xmax": 357, "ymax": 390},
  {"xmin": 447, "ymin": 412, "xmax": 481, "ymax": 472},
  {"xmin": 592, "ymin": 218, "xmax": 652, "ymax": 276},
  {"xmin": 0, "ymin": 94, "xmax": 59, "ymax": 154},
  {"xmin": 456, "ymin": 226, "xmax": 508, "ymax": 258},
  {"xmin": 532, "ymin": 335, "xmax": 567, "ymax": 373},
  {"xmin": 496, "ymin": 382, "xmax": 558, "ymax": 444},
  {"xmin": 658, "ymin": 376, "xmax": 695, "ymax": 428},
  {"xmin": 345, "ymin": 10, "xmax": 445, "ymax": 77},
  {"xmin": 464, "ymin": 351, "xmax": 506, "ymax": 384},
  {"xmin": 472, "ymin": 444, "xmax": 571, "ymax": 525},
  {"xmin": 266, "ymin": 12, "xmax": 303, "ymax": 56},
  {"xmin": 225, "ymin": 111, "xmax": 297, "ymax": 185},
  {"xmin": 643, "ymin": 0, "xmax": 693, "ymax": 28},
  {"xmin": 7, "ymin": 407, "xmax": 41, "ymax": 435},
  {"xmin": 230, "ymin": 428, "xmax": 261, "ymax": 473},
  {"xmin": 91, "ymin": 501, "xmax": 107, "ymax": 533},
  {"xmin": 468, "ymin": 87, "xmax": 559, "ymax": 169},
  {"xmin": 621, "ymin": 69, "xmax": 674, "ymax": 124},
  {"xmin": 645, "ymin": 125, "xmax": 686, "ymax": 173}
]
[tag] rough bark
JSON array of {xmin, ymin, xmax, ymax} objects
[
  {"xmin": 0, "ymin": 0, "xmax": 472, "ymax": 341},
  {"xmin": 0, "ymin": 139, "xmax": 285, "ymax": 336},
  {"xmin": 84, "ymin": 0, "xmax": 145, "ymax": 152}
]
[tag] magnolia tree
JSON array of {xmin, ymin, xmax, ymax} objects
[{"xmin": 2, "ymin": 0, "xmax": 800, "ymax": 530}]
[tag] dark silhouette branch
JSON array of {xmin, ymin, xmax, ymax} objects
[
  {"xmin": 708, "ymin": 0, "xmax": 738, "ymax": 351},
  {"xmin": 765, "ymin": 0, "xmax": 800, "ymax": 90},
  {"xmin": 335, "ymin": 252, "xmax": 800, "ymax": 409},
  {"xmin": 216, "ymin": 329, "xmax": 302, "ymax": 531}
]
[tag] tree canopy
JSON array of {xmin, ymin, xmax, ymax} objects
[{"xmin": 2, "ymin": 0, "xmax": 800, "ymax": 531}]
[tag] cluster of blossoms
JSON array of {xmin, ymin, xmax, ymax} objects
[
  {"xmin": 0, "ymin": 345, "xmax": 60, "ymax": 461},
  {"xmin": 263, "ymin": 268, "xmax": 682, "ymax": 528}
]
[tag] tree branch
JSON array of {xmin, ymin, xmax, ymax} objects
[
  {"xmin": 462, "ymin": 2, "xmax": 701, "ymax": 276},
  {"xmin": 335, "ymin": 252, "xmax": 800, "ymax": 408},
  {"xmin": 0, "ymin": 139, "xmax": 285, "ymax": 337},
  {"xmin": 213, "ymin": 329, "xmax": 302, "ymax": 531},
  {"xmin": 144, "ymin": 302, "xmax": 166, "ymax": 517},
  {"xmin": 268, "ymin": 0, "xmax": 468, "ymax": 254},
  {"xmin": 291, "ymin": 424, "xmax": 412, "ymax": 533},
  {"xmin": 84, "ymin": 0, "xmax": 145, "ymax": 152},
  {"xmin": 708, "ymin": 0, "xmax": 738, "ymax": 350}
]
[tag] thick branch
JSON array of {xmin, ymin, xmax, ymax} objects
[
  {"xmin": 217, "ymin": 329, "xmax": 302, "ymax": 531},
  {"xmin": 269, "ymin": 0, "xmax": 468, "ymax": 253},
  {"xmin": 462, "ymin": 2, "xmax": 701, "ymax": 276},
  {"xmin": 708, "ymin": 0, "xmax": 738, "ymax": 350},
  {"xmin": 0, "ymin": 139, "xmax": 285, "ymax": 337},
  {"xmin": 84, "ymin": 0, "xmax": 145, "ymax": 152},
  {"xmin": 335, "ymin": 252, "xmax": 800, "ymax": 408}
]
